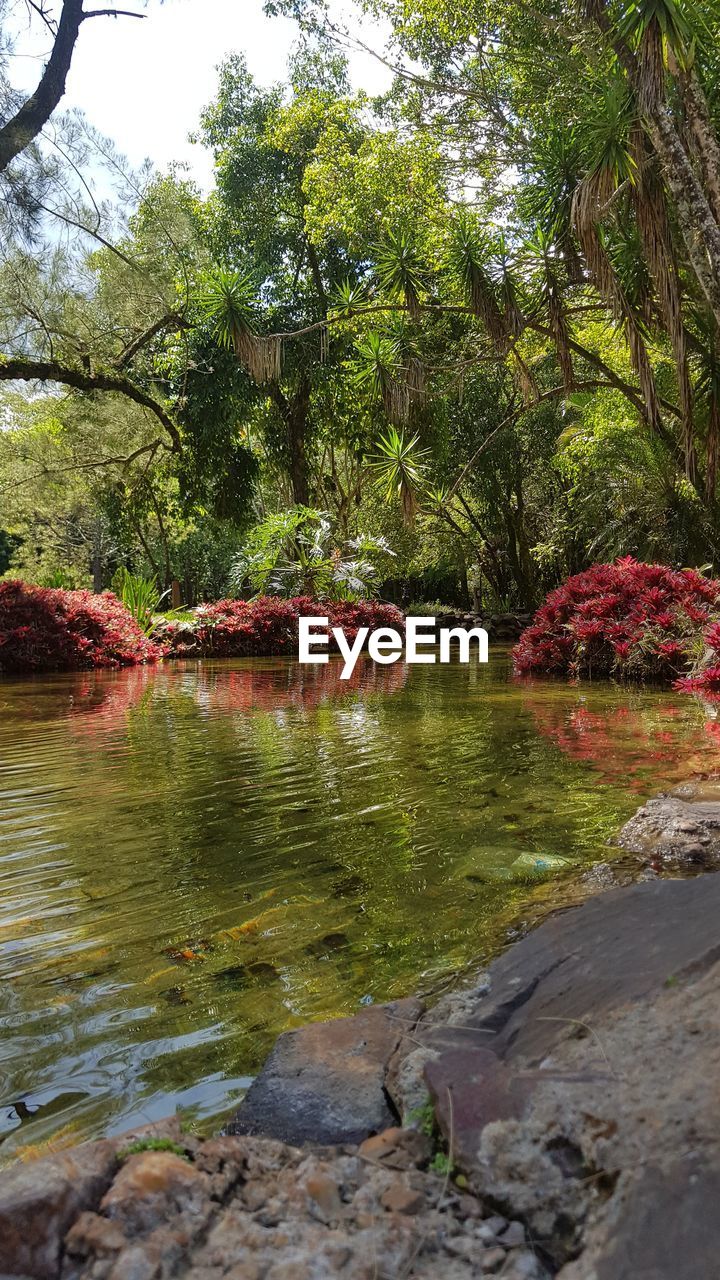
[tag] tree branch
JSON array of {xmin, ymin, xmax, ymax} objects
[
  {"xmin": 115, "ymin": 313, "xmax": 190, "ymax": 369},
  {"xmin": 0, "ymin": 1, "xmax": 145, "ymax": 174},
  {"xmin": 0, "ymin": 356, "xmax": 182, "ymax": 451}
]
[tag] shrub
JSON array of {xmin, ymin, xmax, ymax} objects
[
  {"xmin": 675, "ymin": 620, "xmax": 720, "ymax": 694},
  {"xmin": 0, "ymin": 580, "xmax": 165, "ymax": 673},
  {"xmin": 513, "ymin": 558, "xmax": 720, "ymax": 682},
  {"xmin": 191, "ymin": 596, "xmax": 405, "ymax": 658},
  {"xmin": 404, "ymin": 600, "xmax": 459, "ymax": 616}
]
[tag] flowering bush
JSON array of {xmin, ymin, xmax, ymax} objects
[
  {"xmin": 513, "ymin": 558, "xmax": 720, "ymax": 683},
  {"xmin": 0, "ymin": 580, "xmax": 165, "ymax": 673},
  {"xmin": 674, "ymin": 620, "xmax": 720, "ymax": 694},
  {"xmin": 189, "ymin": 596, "xmax": 405, "ymax": 658}
]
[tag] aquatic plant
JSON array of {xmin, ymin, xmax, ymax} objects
[
  {"xmin": 0, "ymin": 580, "xmax": 165, "ymax": 673},
  {"xmin": 513, "ymin": 558, "xmax": 720, "ymax": 682}
]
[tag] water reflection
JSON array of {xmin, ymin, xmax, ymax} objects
[{"xmin": 0, "ymin": 653, "xmax": 716, "ymax": 1162}]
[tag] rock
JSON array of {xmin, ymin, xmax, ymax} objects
[
  {"xmin": 226, "ymin": 997, "xmax": 423, "ymax": 1146},
  {"xmin": 0, "ymin": 1139, "xmax": 117, "ymax": 1279},
  {"xmin": 100, "ymin": 1151, "xmax": 208, "ymax": 1235},
  {"xmin": 481, "ymin": 1247, "xmax": 507, "ymax": 1273},
  {"xmin": 451, "ymin": 872, "xmax": 720, "ymax": 1065},
  {"xmin": 303, "ymin": 1171, "xmax": 342, "ymax": 1222},
  {"xmin": 424, "ymin": 1049, "xmax": 538, "ymax": 1171},
  {"xmin": 502, "ymin": 1251, "xmax": 547, "ymax": 1279},
  {"xmin": 357, "ymin": 1126, "xmax": 431, "ymax": 1169},
  {"xmin": 618, "ymin": 785, "xmax": 720, "ymax": 868},
  {"xmin": 499, "ymin": 1222, "xmax": 528, "ymax": 1248},
  {"xmin": 380, "ymin": 1183, "xmax": 425, "ymax": 1215},
  {"xmin": 559, "ymin": 1162, "xmax": 720, "ymax": 1280}
]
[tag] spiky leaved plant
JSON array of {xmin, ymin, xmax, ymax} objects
[
  {"xmin": 369, "ymin": 426, "xmax": 429, "ymax": 525},
  {"xmin": 198, "ymin": 266, "xmax": 282, "ymax": 385}
]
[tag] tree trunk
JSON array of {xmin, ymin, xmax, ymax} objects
[
  {"xmin": 670, "ymin": 57, "xmax": 720, "ymax": 230},
  {"xmin": 287, "ymin": 379, "xmax": 311, "ymax": 506},
  {"xmin": 644, "ymin": 108, "xmax": 720, "ymax": 329},
  {"xmin": 0, "ymin": 1, "xmax": 84, "ymax": 173}
]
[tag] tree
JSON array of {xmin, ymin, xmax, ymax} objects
[{"xmin": 0, "ymin": 0, "xmax": 148, "ymax": 174}]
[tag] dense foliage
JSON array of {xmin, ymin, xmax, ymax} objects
[
  {"xmin": 0, "ymin": 581, "xmax": 164, "ymax": 673},
  {"xmin": 513, "ymin": 559, "xmax": 720, "ymax": 682},
  {"xmin": 5, "ymin": 0, "xmax": 720, "ymax": 636},
  {"xmin": 188, "ymin": 597, "xmax": 405, "ymax": 658}
]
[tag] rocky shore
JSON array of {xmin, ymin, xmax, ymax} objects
[{"xmin": 3, "ymin": 782, "xmax": 720, "ymax": 1279}]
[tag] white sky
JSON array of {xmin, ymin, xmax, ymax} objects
[{"xmin": 7, "ymin": 0, "xmax": 392, "ymax": 190}]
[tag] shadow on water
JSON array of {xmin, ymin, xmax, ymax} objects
[{"xmin": 0, "ymin": 649, "xmax": 718, "ymax": 1161}]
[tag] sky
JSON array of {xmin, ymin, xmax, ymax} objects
[{"xmin": 8, "ymin": 0, "xmax": 392, "ymax": 190}]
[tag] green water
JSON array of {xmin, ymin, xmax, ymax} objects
[{"xmin": 0, "ymin": 650, "xmax": 717, "ymax": 1162}]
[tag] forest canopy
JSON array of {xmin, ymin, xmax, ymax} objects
[{"xmin": 2, "ymin": 0, "xmax": 720, "ymax": 610}]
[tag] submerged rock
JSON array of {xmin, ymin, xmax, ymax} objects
[{"xmin": 7, "ymin": 792, "xmax": 720, "ymax": 1278}]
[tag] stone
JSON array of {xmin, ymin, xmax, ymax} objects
[
  {"xmin": 0, "ymin": 1139, "xmax": 117, "ymax": 1279},
  {"xmin": 64, "ymin": 1211, "xmax": 127, "ymax": 1259},
  {"xmin": 481, "ymin": 1247, "xmax": 508, "ymax": 1273},
  {"xmin": 424, "ymin": 1048, "xmax": 537, "ymax": 1170},
  {"xmin": 456, "ymin": 872, "xmax": 720, "ymax": 1065},
  {"xmin": 499, "ymin": 1221, "xmax": 527, "ymax": 1248},
  {"xmin": 100, "ymin": 1151, "xmax": 208, "ymax": 1234},
  {"xmin": 226, "ymin": 997, "xmax": 423, "ymax": 1146},
  {"xmin": 502, "ymin": 1251, "xmax": 546, "ymax": 1279},
  {"xmin": 357, "ymin": 1126, "xmax": 431, "ymax": 1169},
  {"xmin": 617, "ymin": 787, "xmax": 720, "ymax": 868},
  {"xmin": 303, "ymin": 1172, "xmax": 342, "ymax": 1222},
  {"xmin": 380, "ymin": 1183, "xmax": 425, "ymax": 1215},
  {"xmin": 560, "ymin": 1162, "xmax": 720, "ymax": 1280}
]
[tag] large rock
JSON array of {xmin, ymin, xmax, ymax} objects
[
  {"xmin": 225, "ymin": 997, "xmax": 423, "ymax": 1146},
  {"xmin": 617, "ymin": 778, "xmax": 720, "ymax": 868}
]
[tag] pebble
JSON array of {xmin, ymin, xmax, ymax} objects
[
  {"xmin": 481, "ymin": 1246, "xmax": 507, "ymax": 1273},
  {"xmin": 304, "ymin": 1173, "xmax": 343, "ymax": 1222},
  {"xmin": 484, "ymin": 1215, "xmax": 509, "ymax": 1234},
  {"xmin": 380, "ymin": 1183, "xmax": 425, "ymax": 1215},
  {"xmin": 499, "ymin": 1220, "xmax": 527, "ymax": 1248},
  {"xmin": 501, "ymin": 1250, "xmax": 545, "ymax": 1279}
]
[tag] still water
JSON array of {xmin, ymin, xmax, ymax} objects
[{"xmin": 0, "ymin": 650, "xmax": 717, "ymax": 1161}]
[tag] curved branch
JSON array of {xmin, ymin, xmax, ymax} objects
[
  {"xmin": 0, "ymin": 356, "xmax": 182, "ymax": 451},
  {"xmin": 445, "ymin": 380, "xmax": 628, "ymax": 503}
]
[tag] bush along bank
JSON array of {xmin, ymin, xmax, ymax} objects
[
  {"xmin": 0, "ymin": 580, "xmax": 164, "ymax": 673},
  {"xmin": 513, "ymin": 557, "xmax": 720, "ymax": 692},
  {"xmin": 0, "ymin": 581, "xmax": 405, "ymax": 674}
]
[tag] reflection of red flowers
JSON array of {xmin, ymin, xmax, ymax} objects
[
  {"xmin": 513, "ymin": 559, "xmax": 720, "ymax": 683},
  {"xmin": 66, "ymin": 657, "xmax": 409, "ymax": 735},
  {"xmin": 522, "ymin": 691, "xmax": 720, "ymax": 790}
]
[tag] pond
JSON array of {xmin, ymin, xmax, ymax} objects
[{"xmin": 1, "ymin": 649, "xmax": 718, "ymax": 1162}]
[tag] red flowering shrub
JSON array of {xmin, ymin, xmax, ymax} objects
[
  {"xmin": 674, "ymin": 620, "xmax": 720, "ymax": 694},
  {"xmin": 189, "ymin": 596, "xmax": 405, "ymax": 658},
  {"xmin": 0, "ymin": 580, "xmax": 164, "ymax": 673},
  {"xmin": 513, "ymin": 558, "xmax": 720, "ymax": 682}
]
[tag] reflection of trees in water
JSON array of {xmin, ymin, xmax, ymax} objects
[
  {"xmin": 522, "ymin": 691, "xmax": 720, "ymax": 790},
  {"xmin": 8, "ymin": 661, "xmax": 720, "ymax": 1160},
  {"xmin": 64, "ymin": 658, "xmax": 409, "ymax": 732}
]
